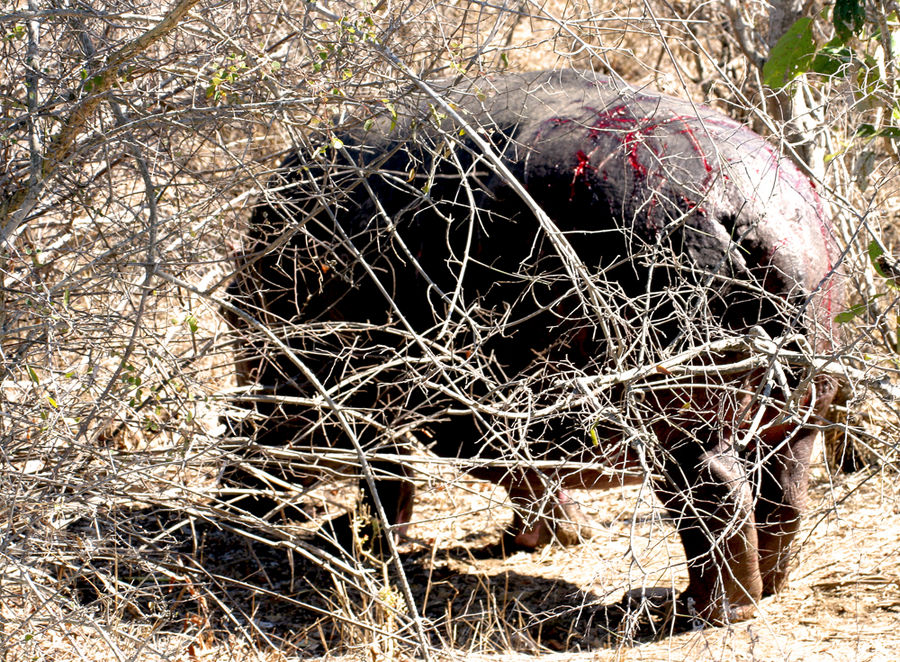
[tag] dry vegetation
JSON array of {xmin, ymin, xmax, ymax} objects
[{"xmin": 2, "ymin": 0, "xmax": 900, "ymax": 660}]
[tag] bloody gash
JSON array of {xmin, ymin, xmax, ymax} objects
[{"xmin": 225, "ymin": 70, "xmax": 843, "ymax": 626}]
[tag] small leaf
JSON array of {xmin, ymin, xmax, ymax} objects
[
  {"xmin": 835, "ymin": 301, "xmax": 869, "ymax": 323},
  {"xmin": 869, "ymin": 240, "xmax": 886, "ymax": 277},
  {"xmin": 383, "ymin": 99, "xmax": 398, "ymax": 132},
  {"xmin": 26, "ymin": 365, "xmax": 39, "ymax": 384},
  {"xmin": 589, "ymin": 427, "xmax": 600, "ymax": 446},
  {"xmin": 896, "ymin": 315, "xmax": 900, "ymax": 354},
  {"xmin": 186, "ymin": 313, "xmax": 199, "ymax": 334},
  {"xmin": 857, "ymin": 124, "xmax": 900, "ymax": 139},
  {"xmin": 46, "ymin": 396, "xmax": 58, "ymax": 409},
  {"xmin": 331, "ymin": 136, "xmax": 344, "ymax": 150},
  {"xmin": 764, "ymin": 17, "xmax": 817, "ymax": 88}
]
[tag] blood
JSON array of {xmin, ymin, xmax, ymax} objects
[
  {"xmin": 570, "ymin": 150, "xmax": 594, "ymax": 199},
  {"xmin": 538, "ymin": 101, "xmax": 836, "ymax": 316}
]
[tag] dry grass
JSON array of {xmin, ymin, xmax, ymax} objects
[{"xmin": 298, "ymin": 464, "xmax": 900, "ymax": 661}]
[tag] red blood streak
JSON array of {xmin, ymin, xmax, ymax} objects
[
  {"xmin": 535, "ymin": 103, "xmax": 835, "ymax": 318},
  {"xmin": 570, "ymin": 150, "xmax": 594, "ymax": 199}
]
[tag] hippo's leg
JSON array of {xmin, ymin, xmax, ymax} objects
[
  {"xmin": 329, "ymin": 452, "xmax": 416, "ymax": 557},
  {"xmin": 654, "ymin": 441, "xmax": 763, "ymax": 624},
  {"xmin": 754, "ymin": 428, "xmax": 818, "ymax": 596},
  {"xmin": 465, "ymin": 463, "xmax": 595, "ymax": 549},
  {"xmin": 360, "ymin": 457, "xmax": 416, "ymax": 535},
  {"xmin": 506, "ymin": 485, "xmax": 594, "ymax": 549},
  {"xmin": 221, "ymin": 414, "xmax": 319, "ymax": 521}
]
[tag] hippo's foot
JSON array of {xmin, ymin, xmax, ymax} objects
[
  {"xmin": 674, "ymin": 590, "xmax": 758, "ymax": 628},
  {"xmin": 505, "ymin": 491, "xmax": 596, "ymax": 550},
  {"xmin": 615, "ymin": 586, "xmax": 757, "ymax": 637},
  {"xmin": 760, "ymin": 564, "xmax": 789, "ymax": 598}
]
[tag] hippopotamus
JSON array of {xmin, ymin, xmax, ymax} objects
[{"xmin": 225, "ymin": 70, "xmax": 842, "ymax": 626}]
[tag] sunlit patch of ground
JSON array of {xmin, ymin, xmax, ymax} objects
[{"xmin": 309, "ymin": 464, "xmax": 900, "ymax": 661}]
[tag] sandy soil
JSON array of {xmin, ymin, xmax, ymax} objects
[{"xmin": 270, "ymin": 456, "xmax": 900, "ymax": 661}]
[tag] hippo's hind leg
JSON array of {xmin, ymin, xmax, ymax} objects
[
  {"xmin": 755, "ymin": 375, "xmax": 837, "ymax": 595},
  {"xmin": 653, "ymin": 432, "xmax": 763, "ymax": 624},
  {"xmin": 753, "ymin": 427, "xmax": 818, "ymax": 596}
]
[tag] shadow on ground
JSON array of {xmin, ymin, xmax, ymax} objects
[{"xmin": 74, "ymin": 508, "xmax": 679, "ymax": 656}]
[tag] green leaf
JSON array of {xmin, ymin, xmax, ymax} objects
[
  {"xmin": 834, "ymin": 0, "xmax": 866, "ymax": 43},
  {"xmin": 835, "ymin": 301, "xmax": 869, "ymax": 323},
  {"xmin": 857, "ymin": 124, "xmax": 900, "ymax": 139},
  {"xmin": 811, "ymin": 37, "xmax": 853, "ymax": 76},
  {"xmin": 185, "ymin": 313, "xmax": 198, "ymax": 334},
  {"xmin": 867, "ymin": 239, "xmax": 900, "ymax": 288},
  {"xmin": 834, "ymin": 289, "xmax": 893, "ymax": 323},
  {"xmin": 869, "ymin": 239, "xmax": 886, "ymax": 274},
  {"xmin": 589, "ymin": 427, "xmax": 600, "ymax": 447},
  {"xmin": 764, "ymin": 17, "xmax": 817, "ymax": 88},
  {"xmin": 26, "ymin": 365, "xmax": 39, "ymax": 384},
  {"xmin": 383, "ymin": 99, "xmax": 398, "ymax": 132}
]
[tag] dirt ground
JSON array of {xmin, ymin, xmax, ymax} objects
[
  {"xmin": 5, "ymin": 435, "xmax": 898, "ymax": 662},
  {"xmin": 286, "ymin": 452, "xmax": 900, "ymax": 661}
]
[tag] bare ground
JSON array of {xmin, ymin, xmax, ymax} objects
[
  {"xmin": 201, "ymin": 457, "xmax": 900, "ymax": 661},
  {"xmin": 5, "ymin": 442, "xmax": 899, "ymax": 662},
  {"xmin": 349, "ymin": 463, "xmax": 900, "ymax": 661}
]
